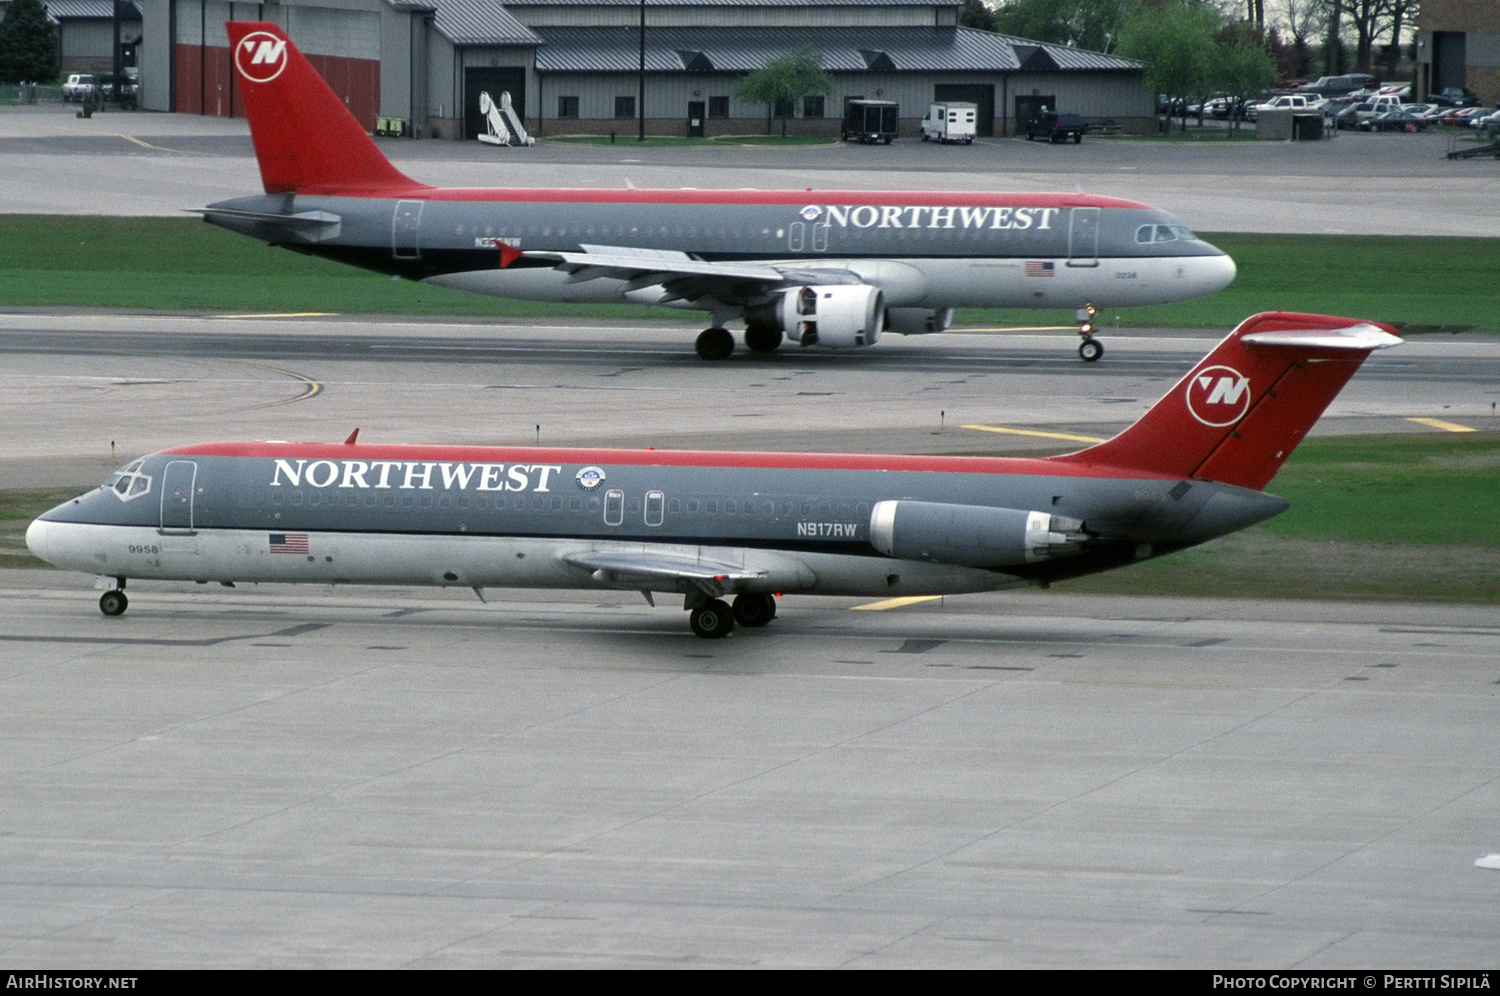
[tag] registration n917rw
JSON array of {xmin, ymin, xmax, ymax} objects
[
  {"xmin": 28, "ymin": 313, "xmax": 1399, "ymax": 639},
  {"xmin": 199, "ymin": 21, "xmax": 1236, "ymax": 364}
]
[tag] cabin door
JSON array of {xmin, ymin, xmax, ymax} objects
[
  {"xmin": 160, "ymin": 460, "xmax": 197, "ymax": 533},
  {"xmin": 1067, "ymin": 207, "xmax": 1100, "ymax": 267},
  {"xmin": 393, "ymin": 200, "xmax": 424, "ymax": 260}
]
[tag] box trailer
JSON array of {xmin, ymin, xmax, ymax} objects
[{"xmin": 841, "ymin": 100, "xmax": 899, "ymax": 144}]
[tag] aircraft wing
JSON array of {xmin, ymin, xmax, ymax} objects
[
  {"xmin": 526, "ymin": 244, "xmax": 863, "ymax": 304},
  {"xmin": 561, "ymin": 547, "xmax": 814, "ymax": 597}
]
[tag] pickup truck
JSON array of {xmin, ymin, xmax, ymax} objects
[
  {"xmin": 61, "ymin": 74, "xmax": 98, "ymax": 103},
  {"xmin": 1024, "ymin": 110, "xmax": 1086, "ymax": 143},
  {"xmin": 1244, "ymin": 93, "xmax": 1313, "ymax": 122}
]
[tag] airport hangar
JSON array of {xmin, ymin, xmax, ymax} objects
[{"xmin": 135, "ymin": 0, "xmax": 1151, "ymax": 142}]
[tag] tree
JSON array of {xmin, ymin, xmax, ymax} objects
[
  {"xmin": 0, "ymin": 0, "xmax": 60, "ymax": 85},
  {"xmin": 1281, "ymin": 0, "xmax": 1331, "ymax": 78},
  {"xmin": 1321, "ymin": 0, "xmax": 1421, "ymax": 73},
  {"xmin": 1215, "ymin": 25, "xmax": 1280, "ymax": 130},
  {"xmin": 732, "ymin": 46, "xmax": 834, "ymax": 137},
  {"xmin": 992, "ymin": 0, "xmax": 1133, "ymax": 53},
  {"xmin": 1117, "ymin": 1, "xmax": 1220, "ymax": 133},
  {"xmin": 959, "ymin": 0, "xmax": 998, "ymax": 31}
]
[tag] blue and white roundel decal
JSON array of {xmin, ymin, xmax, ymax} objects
[
  {"xmin": 576, "ymin": 466, "xmax": 606, "ymax": 490},
  {"xmin": 799, "ymin": 205, "xmax": 822, "ymax": 221}
]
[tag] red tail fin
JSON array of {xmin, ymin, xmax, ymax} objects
[
  {"xmin": 227, "ymin": 21, "xmax": 426, "ymax": 196},
  {"xmin": 1056, "ymin": 312, "xmax": 1401, "ymax": 490}
]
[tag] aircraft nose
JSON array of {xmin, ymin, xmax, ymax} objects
[
  {"xmin": 25, "ymin": 518, "xmax": 52, "ymax": 564},
  {"xmin": 1202, "ymin": 247, "xmax": 1237, "ymax": 292}
]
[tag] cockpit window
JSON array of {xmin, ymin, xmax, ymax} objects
[
  {"xmin": 104, "ymin": 460, "xmax": 152, "ymax": 502},
  {"xmin": 1136, "ymin": 224, "xmax": 1198, "ymax": 244}
]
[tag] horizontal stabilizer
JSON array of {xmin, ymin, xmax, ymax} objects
[{"xmin": 193, "ymin": 206, "xmax": 342, "ymax": 241}]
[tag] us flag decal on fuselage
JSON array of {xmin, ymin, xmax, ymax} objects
[
  {"xmin": 269, "ymin": 533, "xmax": 309, "ymax": 554},
  {"xmin": 1025, "ymin": 261, "xmax": 1055, "ymax": 278}
]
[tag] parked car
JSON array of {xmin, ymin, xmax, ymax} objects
[
  {"xmin": 1468, "ymin": 108, "xmax": 1500, "ymax": 130},
  {"xmin": 1440, "ymin": 107, "xmax": 1490, "ymax": 127},
  {"xmin": 1362, "ymin": 109, "xmax": 1431, "ymax": 132},
  {"xmin": 1429, "ymin": 87, "xmax": 1478, "ymax": 108},
  {"xmin": 1024, "ymin": 110, "xmax": 1087, "ymax": 143},
  {"xmin": 1333, "ymin": 103, "xmax": 1371, "ymax": 130},
  {"xmin": 1296, "ymin": 74, "xmax": 1376, "ymax": 98},
  {"xmin": 61, "ymin": 74, "xmax": 98, "ymax": 103}
]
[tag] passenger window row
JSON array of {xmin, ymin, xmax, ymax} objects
[{"xmin": 266, "ymin": 489, "xmax": 870, "ymax": 525}]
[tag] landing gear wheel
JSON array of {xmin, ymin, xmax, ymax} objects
[
  {"xmin": 695, "ymin": 327, "xmax": 734, "ymax": 361},
  {"xmin": 99, "ymin": 590, "xmax": 128, "ymax": 616},
  {"xmin": 689, "ymin": 599, "xmax": 735, "ymax": 639},
  {"xmin": 1078, "ymin": 337, "xmax": 1104, "ymax": 362},
  {"xmin": 744, "ymin": 324, "xmax": 783, "ymax": 354},
  {"xmin": 732, "ymin": 593, "xmax": 777, "ymax": 628}
]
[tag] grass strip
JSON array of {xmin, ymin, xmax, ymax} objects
[{"xmin": 1, "ymin": 217, "xmax": 1495, "ymax": 332}]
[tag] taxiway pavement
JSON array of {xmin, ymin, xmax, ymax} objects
[{"xmin": 2, "ymin": 103, "xmax": 1497, "ymax": 236}]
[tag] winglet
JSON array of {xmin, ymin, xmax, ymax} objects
[
  {"xmin": 227, "ymin": 22, "xmax": 427, "ymax": 196},
  {"xmin": 1055, "ymin": 312, "xmax": 1401, "ymax": 490},
  {"xmin": 343, "ymin": 428, "xmax": 360, "ymax": 445}
]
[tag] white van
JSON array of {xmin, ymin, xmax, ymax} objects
[{"xmin": 920, "ymin": 102, "xmax": 977, "ymax": 144}]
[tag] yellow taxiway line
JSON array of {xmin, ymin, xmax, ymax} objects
[
  {"xmin": 962, "ymin": 424, "xmax": 1107, "ymax": 444},
  {"xmin": 215, "ymin": 313, "xmax": 340, "ymax": 319},
  {"xmin": 1407, "ymin": 417, "xmax": 1476, "ymax": 433},
  {"xmin": 851, "ymin": 595, "xmax": 944, "ymax": 611}
]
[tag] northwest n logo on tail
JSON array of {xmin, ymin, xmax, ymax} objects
[
  {"xmin": 235, "ymin": 32, "xmax": 289, "ymax": 83},
  {"xmin": 1186, "ymin": 365, "xmax": 1251, "ymax": 426}
]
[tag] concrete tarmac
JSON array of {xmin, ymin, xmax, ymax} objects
[
  {"xmin": 2, "ymin": 576, "xmax": 1498, "ymax": 968},
  {"xmin": 2, "ymin": 102, "xmax": 1498, "ymax": 235},
  {"xmin": 1, "ymin": 312, "xmax": 1496, "ymax": 482}
]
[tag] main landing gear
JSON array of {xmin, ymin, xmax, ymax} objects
[
  {"xmin": 1076, "ymin": 304, "xmax": 1104, "ymax": 362},
  {"xmin": 695, "ymin": 327, "xmax": 735, "ymax": 361},
  {"xmin": 686, "ymin": 593, "xmax": 778, "ymax": 638},
  {"xmin": 744, "ymin": 324, "xmax": 783, "ymax": 354},
  {"xmin": 695, "ymin": 325, "xmax": 784, "ymax": 360},
  {"xmin": 99, "ymin": 579, "xmax": 128, "ymax": 616}
]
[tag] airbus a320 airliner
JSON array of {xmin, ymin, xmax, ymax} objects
[
  {"xmin": 200, "ymin": 21, "xmax": 1236, "ymax": 362},
  {"xmin": 28, "ymin": 312, "xmax": 1398, "ymax": 638}
]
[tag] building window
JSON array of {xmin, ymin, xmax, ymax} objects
[
  {"xmin": 803, "ymin": 95, "xmax": 824, "ymax": 118},
  {"xmin": 615, "ymin": 95, "xmax": 636, "ymax": 118},
  {"xmin": 558, "ymin": 96, "xmax": 579, "ymax": 119},
  {"xmin": 773, "ymin": 97, "xmax": 794, "ymax": 118},
  {"xmin": 708, "ymin": 96, "xmax": 729, "ymax": 118}
]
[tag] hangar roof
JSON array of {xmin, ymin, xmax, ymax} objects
[
  {"xmin": 39, "ymin": 0, "xmax": 141, "ymax": 19},
  {"xmin": 503, "ymin": 0, "xmax": 954, "ymax": 7},
  {"xmin": 533, "ymin": 26, "xmax": 1140, "ymax": 74},
  {"xmin": 419, "ymin": 0, "xmax": 544, "ymax": 46}
]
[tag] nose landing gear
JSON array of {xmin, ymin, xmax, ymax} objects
[
  {"xmin": 99, "ymin": 579, "xmax": 128, "ymax": 617},
  {"xmin": 1076, "ymin": 305, "xmax": 1103, "ymax": 362}
]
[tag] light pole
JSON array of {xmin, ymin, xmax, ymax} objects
[{"xmin": 638, "ymin": 0, "xmax": 647, "ymax": 141}]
